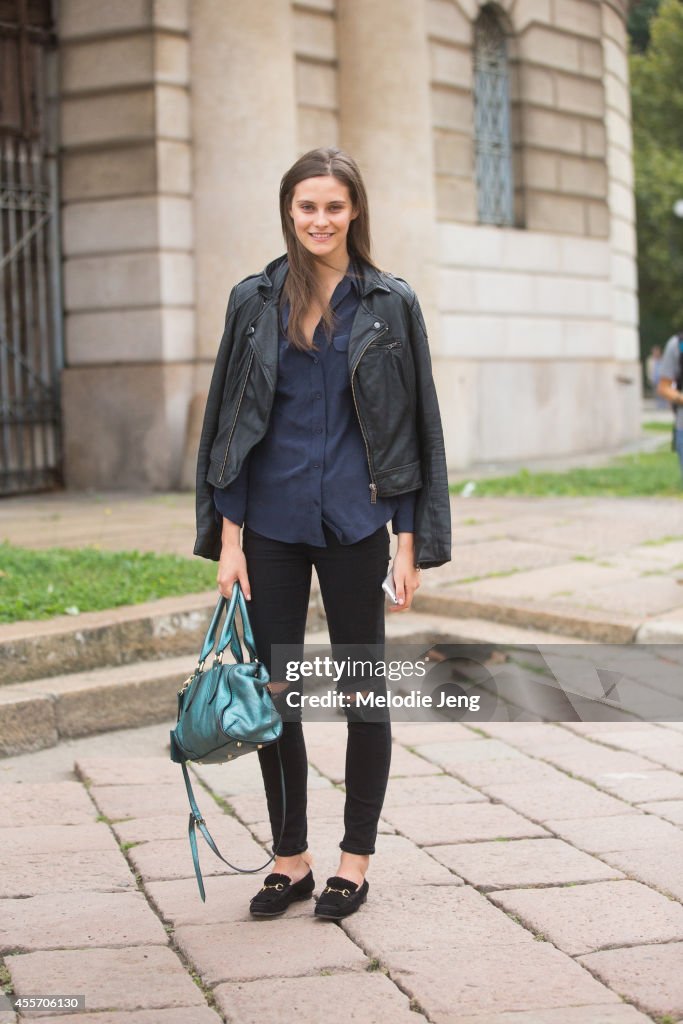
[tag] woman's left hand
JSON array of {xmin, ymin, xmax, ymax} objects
[{"xmin": 388, "ymin": 542, "xmax": 421, "ymax": 612}]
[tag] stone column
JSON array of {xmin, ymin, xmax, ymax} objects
[
  {"xmin": 58, "ymin": 0, "xmax": 194, "ymax": 490},
  {"xmin": 601, "ymin": 0, "xmax": 641, "ymax": 443},
  {"xmin": 189, "ymin": 0, "xmax": 298, "ymax": 364},
  {"xmin": 181, "ymin": 0, "xmax": 298, "ymax": 488},
  {"xmin": 336, "ymin": 0, "xmax": 439, "ymax": 339}
]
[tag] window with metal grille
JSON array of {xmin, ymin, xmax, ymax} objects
[{"xmin": 473, "ymin": 5, "xmax": 515, "ymax": 227}]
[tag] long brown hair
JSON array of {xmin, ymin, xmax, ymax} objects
[{"xmin": 279, "ymin": 147, "xmax": 380, "ymax": 350}]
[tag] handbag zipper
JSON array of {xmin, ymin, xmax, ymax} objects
[{"xmin": 350, "ymin": 324, "xmax": 388, "ymax": 504}]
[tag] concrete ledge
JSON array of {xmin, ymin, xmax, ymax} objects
[
  {"xmin": 412, "ymin": 590, "xmax": 638, "ymax": 643},
  {"xmin": 0, "ymin": 609, "xmax": 589, "ymax": 759},
  {"xmin": 635, "ymin": 608, "xmax": 683, "ymax": 644},
  {"xmin": 2, "ymin": 582, "xmax": 636, "ymax": 699},
  {"xmin": 0, "ymin": 654, "xmax": 190, "ymax": 757},
  {"xmin": 0, "ymin": 691, "xmax": 58, "ymax": 757},
  {"xmin": 2, "ymin": 591, "xmax": 329, "ymax": 688},
  {"xmin": 0, "ymin": 592, "xmax": 220, "ymax": 686}
]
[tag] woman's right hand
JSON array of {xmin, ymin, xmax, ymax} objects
[{"xmin": 217, "ymin": 519, "xmax": 251, "ymax": 600}]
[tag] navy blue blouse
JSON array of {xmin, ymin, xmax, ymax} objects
[{"xmin": 213, "ymin": 267, "xmax": 416, "ymax": 546}]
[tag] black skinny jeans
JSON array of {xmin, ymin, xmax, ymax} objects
[{"xmin": 242, "ymin": 522, "xmax": 392, "ymax": 857}]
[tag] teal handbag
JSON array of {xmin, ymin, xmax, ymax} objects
[{"xmin": 170, "ymin": 582, "xmax": 286, "ymax": 900}]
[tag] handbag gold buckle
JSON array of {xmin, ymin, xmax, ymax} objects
[{"xmin": 178, "ymin": 675, "xmax": 194, "ymax": 696}]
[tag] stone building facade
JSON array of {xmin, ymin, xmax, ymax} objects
[{"xmin": 56, "ymin": 0, "xmax": 639, "ymax": 488}]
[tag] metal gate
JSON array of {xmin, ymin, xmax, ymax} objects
[{"xmin": 0, "ymin": 0, "xmax": 62, "ymax": 495}]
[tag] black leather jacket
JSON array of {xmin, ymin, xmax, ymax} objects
[{"xmin": 193, "ymin": 253, "xmax": 452, "ymax": 569}]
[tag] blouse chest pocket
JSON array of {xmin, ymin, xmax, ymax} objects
[{"xmin": 332, "ymin": 330, "xmax": 351, "ymax": 352}]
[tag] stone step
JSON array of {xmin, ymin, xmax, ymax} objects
[
  {"xmin": 1, "ymin": 579, "xmax": 625, "ymax": 692},
  {"xmin": 0, "ymin": 591, "xmax": 220, "ymax": 688},
  {"xmin": 0, "ymin": 610, "xmax": 575, "ymax": 759},
  {"xmin": 0, "ymin": 589, "xmax": 330, "ymax": 687},
  {"xmin": 413, "ymin": 590, "xmax": 637, "ymax": 644},
  {"xmin": 0, "ymin": 653, "xmax": 191, "ymax": 758}
]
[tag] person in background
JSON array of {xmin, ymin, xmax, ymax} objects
[
  {"xmin": 657, "ymin": 333, "xmax": 683, "ymax": 479},
  {"xmin": 646, "ymin": 344, "xmax": 665, "ymax": 407}
]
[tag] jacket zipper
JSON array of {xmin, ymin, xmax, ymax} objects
[
  {"xmin": 217, "ymin": 298, "xmax": 268, "ymax": 483},
  {"xmin": 218, "ymin": 349, "xmax": 254, "ymax": 483},
  {"xmin": 350, "ymin": 324, "xmax": 388, "ymax": 504}
]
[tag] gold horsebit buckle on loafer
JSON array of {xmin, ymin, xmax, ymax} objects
[
  {"xmin": 322, "ymin": 885, "xmax": 352, "ymax": 897},
  {"xmin": 258, "ymin": 882, "xmax": 285, "ymax": 892}
]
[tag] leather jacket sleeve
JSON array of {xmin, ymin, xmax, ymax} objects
[
  {"xmin": 408, "ymin": 293, "xmax": 452, "ymax": 569},
  {"xmin": 193, "ymin": 286, "xmax": 239, "ymax": 561}
]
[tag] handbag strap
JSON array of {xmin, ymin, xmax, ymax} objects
[
  {"xmin": 183, "ymin": 582, "xmax": 283, "ymax": 900},
  {"xmin": 181, "ymin": 743, "xmax": 287, "ymax": 902},
  {"xmin": 198, "ymin": 581, "xmax": 250, "ymax": 669},
  {"xmin": 196, "ymin": 590, "xmax": 233, "ymax": 668},
  {"xmin": 216, "ymin": 584, "xmax": 258, "ymax": 664}
]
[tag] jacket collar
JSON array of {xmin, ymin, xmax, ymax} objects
[
  {"xmin": 249, "ymin": 252, "xmax": 391, "ymax": 387},
  {"xmin": 257, "ymin": 252, "xmax": 391, "ymax": 300}
]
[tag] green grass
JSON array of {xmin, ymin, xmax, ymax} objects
[
  {"xmin": 643, "ymin": 420, "xmax": 673, "ymax": 432},
  {"xmin": 450, "ymin": 446, "xmax": 683, "ymax": 497},
  {"xmin": 0, "ymin": 542, "xmax": 217, "ymax": 623},
  {"xmin": 0, "ymin": 960, "xmax": 13, "ymax": 994}
]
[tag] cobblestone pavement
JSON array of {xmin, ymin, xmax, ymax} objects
[{"xmin": 1, "ymin": 718, "xmax": 682, "ymax": 1023}]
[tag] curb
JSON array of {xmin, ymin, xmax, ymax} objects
[
  {"xmin": 412, "ymin": 591, "xmax": 639, "ymax": 644},
  {"xmin": 0, "ymin": 613, "xmax": 464, "ymax": 759},
  {"xmin": 0, "ymin": 592, "xmax": 219, "ymax": 687},
  {"xmin": 635, "ymin": 616, "xmax": 683, "ymax": 644},
  {"xmin": 1, "ymin": 606, "xmax": 571, "ymax": 760},
  {"xmin": 0, "ymin": 655, "xmax": 189, "ymax": 758},
  {"xmin": 3, "ymin": 586, "xmax": 677, "ymax": 761},
  {"xmin": 1, "ymin": 585, "xmax": 644, "ymax": 692},
  {"xmin": 0, "ymin": 590, "xmax": 330, "ymax": 687}
]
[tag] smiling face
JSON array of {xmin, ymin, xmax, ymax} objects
[{"xmin": 288, "ymin": 175, "xmax": 358, "ymax": 268}]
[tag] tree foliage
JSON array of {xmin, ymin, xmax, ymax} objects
[
  {"xmin": 628, "ymin": 0, "xmax": 661, "ymax": 52},
  {"xmin": 630, "ymin": 0, "xmax": 683, "ymax": 351}
]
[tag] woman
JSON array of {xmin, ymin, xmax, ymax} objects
[{"xmin": 193, "ymin": 147, "xmax": 451, "ymax": 920}]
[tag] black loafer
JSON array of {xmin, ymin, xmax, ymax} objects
[
  {"xmin": 249, "ymin": 869, "xmax": 315, "ymax": 917},
  {"xmin": 314, "ymin": 875, "xmax": 369, "ymax": 920}
]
